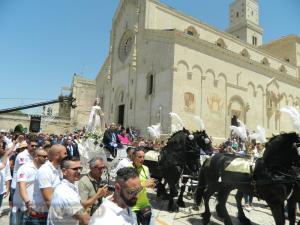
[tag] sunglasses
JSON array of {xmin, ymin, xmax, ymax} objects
[
  {"xmin": 37, "ymin": 154, "xmax": 48, "ymax": 159},
  {"xmin": 127, "ymin": 186, "xmax": 143, "ymax": 196},
  {"xmin": 31, "ymin": 145, "xmax": 38, "ymax": 148}
]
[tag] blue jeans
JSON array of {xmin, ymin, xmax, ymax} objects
[
  {"xmin": 0, "ymin": 193, "xmax": 4, "ymax": 208},
  {"xmin": 25, "ymin": 215, "xmax": 47, "ymax": 225},
  {"xmin": 244, "ymin": 194, "xmax": 253, "ymax": 204},
  {"xmin": 10, "ymin": 209, "xmax": 27, "ymax": 225}
]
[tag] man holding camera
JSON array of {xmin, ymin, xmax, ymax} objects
[{"xmin": 78, "ymin": 156, "xmax": 109, "ymax": 215}]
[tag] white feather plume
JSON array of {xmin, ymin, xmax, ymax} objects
[
  {"xmin": 171, "ymin": 124, "xmax": 177, "ymax": 133},
  {"xmin": 147, "ymin": 123, "xmax": 161, "ymax": 139},
  {"xmin": 169, "ymin": 112, "xmax": 184, "ymax": 129},
  {"xmin": 280, "ymin": 106, "xmax": 300, "ymax": 129},
  {"xmin": 230, "ymin": 119, "xmax": 248, "ymax": 140},
  {"xmin": 249, "ymin": 125, "xmax": 266, "ymax": 143},
  {"xmin": 193, "ymin": 116, "xmax": 205, "ymax": 131}
]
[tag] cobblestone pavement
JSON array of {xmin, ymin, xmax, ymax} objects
[{"xmin": 0, "ymin": 190, "xmax": 296, "ymax": 225}]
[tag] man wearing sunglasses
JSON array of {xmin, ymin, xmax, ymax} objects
[
  {"xmin": 16, "ymin": 148, "xmax": 48, "ymax": 225},
  {"xmin": 90, "ymin": 167, "xmax": 141, "ymax": 225},
  {"xmin": 78, "ymin": 156, "xmax": 108, "ymax": 215},
  {"xmin": 47, "ymin": 158, "xmax": 89, "ymax": 225}
]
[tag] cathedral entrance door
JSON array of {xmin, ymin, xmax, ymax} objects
[{"xmin": 118, "ymin": 104, "xmax": 125, "ymax": 126}]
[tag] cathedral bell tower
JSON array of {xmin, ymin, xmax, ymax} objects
[{"xmin": 227, "ymin": 0, "xmax": 263, "ymax": 46}]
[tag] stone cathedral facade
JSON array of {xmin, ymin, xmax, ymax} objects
[{"xmin": 96, "ymin": 0, "xmax": 300, "ymax": 139}]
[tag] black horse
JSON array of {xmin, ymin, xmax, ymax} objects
[
  {"xmin": 195, "ymin": 132, "xmax": 300, "ymax": 225},
  {"xmin": 145, "ymin": 128, "xmax": 211, "ymax": 211},
  {"xmin": 286, "ymin": 166, "xmax": 300, "ymax": 225}
]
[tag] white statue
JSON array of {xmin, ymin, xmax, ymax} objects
[{"xmin": 87, "ymin": 98, "xmax": 104, "ymax": 132}]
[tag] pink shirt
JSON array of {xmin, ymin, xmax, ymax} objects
[{"xmin": 117, "ymin": 134, "xmax": 130, "ymax": 145}]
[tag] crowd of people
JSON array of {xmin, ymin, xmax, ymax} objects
[{"xmin": 0, "ymin": 127, "xmax": 158, "ymax": 225}]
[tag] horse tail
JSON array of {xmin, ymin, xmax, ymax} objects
[{"xmin": 194, "ymin": 162, "xmax": 206, "ymax": 206}]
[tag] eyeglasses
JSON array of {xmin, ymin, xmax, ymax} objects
[
  {"xmin": 69, "ymin": 167, "xmax": 83, "ymax": 172},
  {"xmin": 127, "ymin": 186, "xmax": 143, "ymax": 196},
  {"xmin": 37, "ymin": 154, "xmax": 48, "ymax": 159}
]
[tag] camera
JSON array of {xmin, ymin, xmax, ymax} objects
[{"xmin": 107, "ymin": 184, "xmax": 115, "ymax": 192}]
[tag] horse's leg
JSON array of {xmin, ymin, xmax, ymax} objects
[
  {"xmin": 235, "ymin": 190, "xmax": 251, "ymax": 225},
  {"xmin": 168, "ymin": 183, "xmax": 179, "ymax": 212},
  {"xmin": 287, "ymin": 194, "xmax": 297, "ymax": 225},
  {"xmin": 157, "ymin": 178, "xmax": 166, "ymax": 198},
  {"xmin": 177, "ymin": 176, "xmax": 189, "ymax": 207},
  {"xmin": 201, "ymin": 185, "xmax": 216, "ymax": 225},
  {"xmin": 267, "ymin": 200, "xmax": 285, "ymax": 225},
  {"xmin": 216, "ymin": 188, "xmax": 233, "ymax": 225}
]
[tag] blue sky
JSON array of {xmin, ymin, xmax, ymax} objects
[{"xmin": 0, "ymin": 0, "xmax": 299, "ymax": 110}]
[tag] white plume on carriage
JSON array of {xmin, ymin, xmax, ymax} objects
[
  {"xmin": 280, "ymin": 106, "xmax": 300, "ymax": 129},
  {"xmin": 249, "ymin": 125, "xmax": 266, "ymax": 143},
  {"xmin": 169, "ymin": 112, "xmax": 184, "ymax": 133},
  {"xmin": 230, "ymin": 119, "xmax": 248, "ymax": 140},
  {"xmin": 78, "ymin": 137, "xmax": 107, "ymax": 174},
  {"xmin": 193, "ymin": 115, "xmax": 205, "ymax": 131},
  {"xmin": 147, "ymin": 123, "xmax": 161, "ymax": 139}
]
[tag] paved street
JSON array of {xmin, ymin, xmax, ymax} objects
[{"xmin": 1, "ymin": 189, "xmax": 296, "ymax": 225}]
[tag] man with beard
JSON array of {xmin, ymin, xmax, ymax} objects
[{"xmin": 89, "ymin": 167, "xmax": 142, "ymax": 225}]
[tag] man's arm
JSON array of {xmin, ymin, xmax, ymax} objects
[
  {"xmin": 73, "ymin": 211, "xmax": 90, "ymax": 225},
  {"xmin": 81, "ymin": 186, "xmax": 108, "ymax": 209},
  {"xmin": 40, "ymin": 188, "xmax": 53, "ymax": 208},
  {"xmin": 19, "ymin": 181, "xmax": 30, "ymax": 203},
  {"xmin": 78, "ymin": 180, "xmax": 107, "ymax": 209},
  {"xmin": 4, "ymin": 180, "xmax": 11, "ymax": 197}
]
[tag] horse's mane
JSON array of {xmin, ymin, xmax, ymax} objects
[{"xmin": 263, "ymin": 132, "xmax": 299, "ymax": 168}]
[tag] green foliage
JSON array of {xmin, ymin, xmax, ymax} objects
[{"xmin": 14, "ymin": 124, "xmax": 24, "ymax": 133}]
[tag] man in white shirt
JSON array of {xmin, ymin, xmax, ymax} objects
[
  {"xmin": 37, "ymin": 144, "xmax": 66, "ymax": 209},
  {"xmin": 89, "ymin": 167, "xmax": 142, "ymax": 225},
  {"xmin": 15, "ymin": 149, "xmax": 48, "ymax": 225},
  {"xmin": 113, "ymin": 147, "xmax": 134, "ymax": 174},
  {"xmin": 47, "ymin": 158, "xmax": 89, "ymax": 225},
  {"xmin": 0, "ymin": 142, "xmax": 12, "ymax": 214},
  {"xmin": 10, "ymin": 138, "xmax": 38, "ymax": 225}
]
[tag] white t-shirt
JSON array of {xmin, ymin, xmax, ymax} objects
[
  {"xmin": 11, "ymin": 149, "xmax": 33, "ymax": 189},
  {"xmin": 0, "ymin": 158, "xmax": 12, "ymax": 194},
  {"xmin": 37, "ymin": 161, "xmax": 62, "ymax": 190},
  {"xmin": 113, "ymin": 157, "xmax": 132, "ymax": 174},
  {"xmin": 47, "ymin": 179, "xmax": 83, "ymax": 225},
  {"xmin": 89, "ymin": 196, "xmax": 137, "ymax": 225},
  {"xmin": 13, "ymin": 161, "xmax": 37, "ymax": 211}
]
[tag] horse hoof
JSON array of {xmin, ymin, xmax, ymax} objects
[
  {"xmin": 177, "ymin": 200, "xmax": 186, "ymax": 208},
  {"xmin": 201, "ymin": 212, "xmax": 211, "ymax": 225},
  {"xmin": 238, "ymin": 216, "xmax": 251, "ymax": 225},
  {"xmin": 192, "ymin": 205, "xmax": 199, "ymax": 211},
  {"xmin": 168, "ymin": 204, "xmax": 179, "ymax": 212}
]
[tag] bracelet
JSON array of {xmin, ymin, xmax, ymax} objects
[{"xmin": 25, "ymin": 200, "xmax": 31, "ymax": 206}]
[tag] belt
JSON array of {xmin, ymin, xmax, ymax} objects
[{"xmin": 29, "ymin": 211, "xmax": 48, "ymax": 219}]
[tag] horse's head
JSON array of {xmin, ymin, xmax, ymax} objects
[
  {"xmin": 193, "ymin": 130, "xmax": 212, "ymax": 154},
  {"xmin": 263, "ymin": 132, "xmax": 300, "ymax": 168}
]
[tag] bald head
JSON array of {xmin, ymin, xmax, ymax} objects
[{"xmin": 48, "ymin": 144, "xmax": 67, "ymax": 162}]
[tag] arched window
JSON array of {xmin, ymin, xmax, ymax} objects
[
  {"xmin": 241, "ymin": 49, "xmax": 250, "ymax": 58},
  {"xmin": 184, "ymin": 26, "xmax": 198, "ymax": 37},
  {"xmin": 279, "ymin": 65, "xmax": 287, "ymax": 73},
  {"xmin": 261, "ymin": 57, "xmax": 270, "ymax": 66},
  {"xmin": 216, "ymin": 38, "xmax": 227, "ymax": 49}
]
